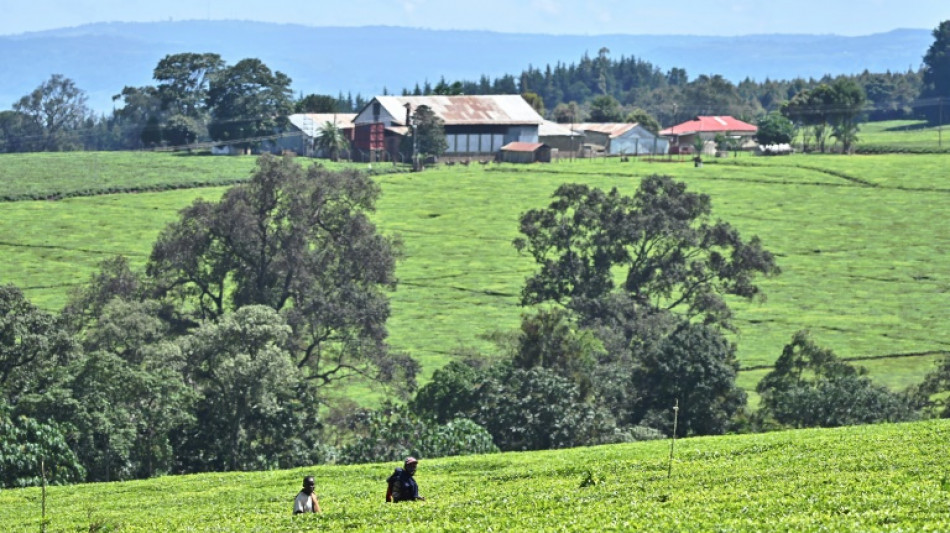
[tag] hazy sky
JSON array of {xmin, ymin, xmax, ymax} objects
[{"xmin": 1, "ymin": 0, "xmax": 947, "ymax": 37}]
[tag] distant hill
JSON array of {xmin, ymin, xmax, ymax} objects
[{"xmin": 0, "ymin": 21, "xmax": 933, "ymax": 114}]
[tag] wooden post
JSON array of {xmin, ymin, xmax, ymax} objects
[{"xmin": 667, "ymin": 399, "xmax": 679, "ymax": 479}]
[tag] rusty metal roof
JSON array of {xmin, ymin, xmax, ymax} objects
[
  {"xmin": 501, "ymin": 142, "xmax": 546, "ymax": 152},
  {"xmin": 373, "ymin": 95, "xmax": 543, "ymax": 126}
]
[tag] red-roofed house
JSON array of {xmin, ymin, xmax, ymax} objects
[{"xmin": 660, "ymin": 116, "xmax": 757, "ymax": 154}]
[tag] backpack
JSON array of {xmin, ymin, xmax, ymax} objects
[{"xmin": 386, "ymin": 467, "xmax": 416, "ymax": 502}]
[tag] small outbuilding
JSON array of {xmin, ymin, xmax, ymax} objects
[
  {"xmin": 538, "ymin": 120, "xmax": 585, "ymax": 158},
  {"xmin": 500, "ymin": 141, "xmax": 551, "ymax": 163},
  {"xmin": 574, "ymin": 123, "xmax": 669, "ymax": 156}
]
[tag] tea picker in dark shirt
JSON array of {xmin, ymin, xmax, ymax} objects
[{"xmin": 386, "ymin": 456, "xmax": 425, "ymax": 502}]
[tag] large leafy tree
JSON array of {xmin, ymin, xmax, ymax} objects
[
  {"xmin": 206, "ymin": 58, "xmax": 293, "ymax": 147},
  {"xmin": 173, "ymin": 305, "xmax": 319, "ymax": 472},
  {"xmin": 921, "ymin": 20, "xmax": 950, "ymax": 123},
  {"xmin": 0, "ymin": 110, "xmax": 44, "ymax": 153},
  {"xmin": 295, "ymin": 93, "xmax": 338, "ymax": 113},
  {"xmin": 64, "ymin": 299, "xmax": 194, "ymax": 481},
  {"xmin": 755, "ymin": 112, "xmax": 796, "ymax": 145},
  {"xmin": 111, "ymin": 85, "xmax": 163, "ymax": 149},
  {"xmin": 513, "ymin": 176, "xmax": 780, "ymax": 330},
  {"xmin": 154, "ymin": 52, "xmax": 224, "ymax": 119},
  {"xmin": 588, "ymin": 94, "xmax": 623, "ymax": 122},
  {"xmin": 0, "ymin": 285, "xmax": 79, "ymax": 409},
  {"xmin": 12, "ymin": 74, "xmax": 90, "ymax": 151},
  {"xmin": 755, "ymin": 331, "xmax": 918, "ymax": 428},
  {"xmin": 828, "ymin": 78, "xmax": 866, "ymax": 153},
  {"xmin": 147, "ymin": 154, "xmax": 414, "ymax": 393},
  {"xmin": 0, "ymin": 407, "xmax": 85, "ymax": 488},
  {"xmin": 630, "ymin": 322, "xmax": 746, "ymax": 436}
]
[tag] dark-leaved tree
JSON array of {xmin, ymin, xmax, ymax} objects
[
  {"xmin": 513, "ymin": 176, "xmax": 780, "ymax": 330},
  {"xmin": 755, "ymin": 112, "xmax": 796, "ymax": 146},
  {"xmin": 630, "ymin": 322, "xmax": 746, "ymax": 436},
  {"xmin": 206, "ymin": 58, "xmax": 293, "ymax": 149},
  {"xmin": 147, "ymin": 154, "xmax": 416, "ymax": 395},
  {"xmin": 921, "ymin": 20, "xmax": 950, "ymax": 124},
  {"xmin": 755, "ymin": 331, "xmax": 918, "ymax": 428},
  {"xmin": 12, "ymin": 74, "xmax": 90, "ymax": 151}
]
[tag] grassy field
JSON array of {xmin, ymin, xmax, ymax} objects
[
  {"xmin": 856, "ymin": 119, "xmax": 950, "ymax": 153},
  {"xmin": 0, "ymin": 149, "xmax": 948, "ymax": 399},
  {"xmin": 2, "ymin": 419, "xmax": 948, "ymax": 531}
]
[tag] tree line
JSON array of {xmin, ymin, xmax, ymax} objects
[
  {"xmin": 4, "ymin": 156, "xmax": 949, "ymax": 488},
  {"xmin": 1, "ymin": 20, "xmax": 948, "ymax": 154},
  {"xmin": 0, "ymin": 53, "xmax": 367, "ymax": 153}
]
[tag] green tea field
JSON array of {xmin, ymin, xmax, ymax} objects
[
  {"xmin": 2, "ymin": 419, "xmax": 948, "ymax": 531},
  {"xmin": 0, "ymin": 148, "xmax": 947, "ymax": 397}
]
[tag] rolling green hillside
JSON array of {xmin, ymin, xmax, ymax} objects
[
  {"xmin": 0, "ymin": 149, "xmax": 947, "ymax": 398},
  {"xmin": 2, "ymin": 419, "xmax": 948, "ymax": 531}
]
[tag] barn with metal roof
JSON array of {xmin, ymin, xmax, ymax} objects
[{"xmin": 352, "ymin": 95, "xmax": 544, "ymax": 162}]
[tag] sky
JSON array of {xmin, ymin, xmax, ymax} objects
[{"xmin": 1, "ymin": 0, "xmax": 947, "ymax": 37}]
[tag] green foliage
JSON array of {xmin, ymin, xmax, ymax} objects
[
  {"xmin": 512, "ymin": 307, "xmax": 601, "ymax": 398},
  {"xmin": 623, "ymin": 107, "xmax": 660, "ymax": 133},
  {"xmin": 174, "ymin": 305, "xmax": 321, "ymax": 472},
  {"xmin": 520, "ymin": 92, "xmax": 544, "ymax": 116},
  {"xmin": 0, "ymin": 408, "xmax": 85, "ymax": 488},
  {"xmin": 411, "ymin": 105, "xmax": 448, "ymax": 159},
  {"xmin": 755, "ymin": 112, "xmax": 795, "ymax": 145},
  {"xmin": 921, "ymin": 20, "xmax": 950, "ymax": 122},
  {"xmin": 147, "ymin": 154, "xmax": 413, "ymax": 393},
  {"xmin": 552, "ymin": 101, "xmax": 584, "ymax": 123},
  {"xmin": 0, "ymin": 284, "xmax": 79, "ymax": 408},
  {"xmin": 295, "ymin": 93, "xmax": 339, "ymax": 113},
  {"xmin": 911, "ymin": 353, "xmax": 950, "ymax": 417},
  {"xmin": 471, "ymin": 365, "xmax": 621, "ymax": 451},
  {"xmin": 410, "ymin": 361, "xmax": 482, "ymax": 424},
  {"xmin": 153, "ymin": 52, "xmax": 223, "ymax": 121},
  {"xmin": 207, "ymin": 58, "xmax": 293, "ymax": 146},
  {"xmin": 12, "ymin": 74, "xmax": 90, "ymax": 151},
  {"xmin": 756, "ymin": 331, "xmax": 919, "ymax": 428},
  {"xmin": 315, "ymin": 121, "xmax": 349, "ymax": 161},
  {"xmin": 64, "ymin": 298, "xmax": 194, "ymax": 481},
  {"xmin": 630, "ymin": 322, "xmax": 747, "ymax": 436},
  {"xmin": 513, "ymin": 176, "xmax": 780, "ymax": 330},
  {"xmin": 588, "ymin": 95, "xmax": 623, "ymax": 122},
  {"xmin": 412, "ymin": 360, "xmax": 624, "ymax": 451},
  {"xmin": 339, "ymin": 404, "xmax": 497, "ymax": 464}
]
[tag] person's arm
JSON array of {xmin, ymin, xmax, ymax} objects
[{"xmin": 311, "ymin": 493, "xmax": 321, "ymax": 513}]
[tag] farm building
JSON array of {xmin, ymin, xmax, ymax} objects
[
  {"xmin": 352, "ymin": 95, "xmax": 543, "ymax": 162},
  {"xmin": 270, "ymin": 113, "xmax": 356, "ymax": 157},
  {"xmin": 500, "ymin": 141, "xmax": 552, "ymax": 163},
  {"xmin": 538, "ymin": 120, "xmax": 585, "ymax": 157},
  {"xmin": 574, "ymin": 123, "xmax": 669, "ymax": 156},
  {"xmin": 660, "ymin": 116, "xmax": 757, "ymax": 154}
]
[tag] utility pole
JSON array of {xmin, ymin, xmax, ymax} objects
[{"xmin": 939, "ymin": 97, "xmax": 943, "ymax": 149}]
